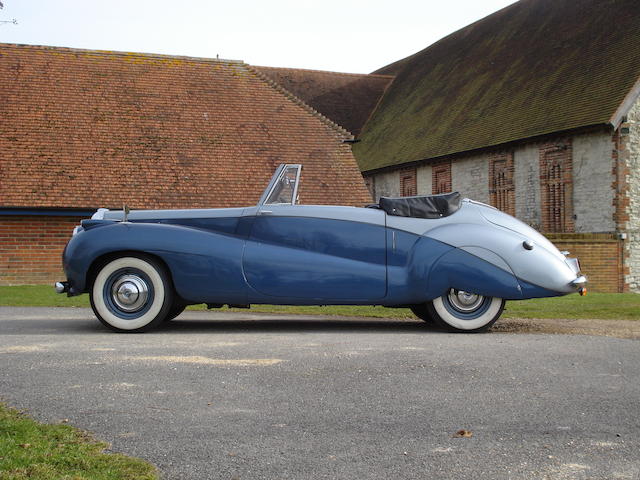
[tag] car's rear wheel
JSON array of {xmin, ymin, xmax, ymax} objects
[
  {"xmin": 426, "ymin": 288, "xmax": 505, "ymax": 333},
  {"xmin": 90, "ymin": 255, "xmax": 173, "ymax": 332}
]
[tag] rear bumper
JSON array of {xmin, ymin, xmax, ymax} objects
[{"xmin": 571, "ymin": 275, "xmax": 587, "ymax": 288}]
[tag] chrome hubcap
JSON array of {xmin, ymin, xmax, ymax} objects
[
  {"xmin": 447, "ymin": 289, "xmax": 484, "ymax": 312},
  {"xmin": 111, "ymin": 274, "xmax": 149, "ymax": 312}
]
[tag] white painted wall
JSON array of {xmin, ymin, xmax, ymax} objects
[
  {"xmin": 372, "ymin": 170, "xmax": 400, "ymax": 199},
  {"xmin": 451, "ymin": 154, "xmax": 489, "ymax": 203},
  {"xmin": 514, "ymin": 143, "xmax": 541, "ymax": 229},
  {"xmin": 572, "ymin": 131, "xmax": 616, "ymax": 233},
  {"xmin": 416, "ymin": 164, "xmax": 432, "ymax": 195}
]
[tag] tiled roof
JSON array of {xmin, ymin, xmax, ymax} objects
[
  {"xmin": 355, "ymin": 0, "xmax": 640, "ymax": 172},
  {"xmin": 0, "ymin": 44, "xmax": 372, "ymax": 210},
  {"xmin": 255, "ymin": 66, "xmax": 393, "ymax": 136}
]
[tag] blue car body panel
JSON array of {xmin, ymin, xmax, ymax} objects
[
  {"xmin": 244, "ymin": 216, "xmax": 386, "ymax": 301},
  {"xmin": 64, "ymin": 214, "xmax": 562, "ymax": 306}
]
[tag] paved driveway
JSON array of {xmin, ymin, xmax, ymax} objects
[{"xmin": 1, "ymin": 307, "xmax": 639, "ymax": 479}]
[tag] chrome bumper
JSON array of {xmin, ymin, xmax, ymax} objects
[{"xmin": 571, "ymin": 275, "xmax": 587, "ymax": 287}]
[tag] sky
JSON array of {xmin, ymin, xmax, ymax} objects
[{"xmin": 0, "ymin": 0, "xmax": 517, "ymax": 73}]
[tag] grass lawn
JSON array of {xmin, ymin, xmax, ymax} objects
[
  {"xmin": 0, "ymin": 403, "xmax": 157, "ymax": 480},
  {"xmin": 0, "ymin": 285, "xmax": 638, "ymax": 320}
]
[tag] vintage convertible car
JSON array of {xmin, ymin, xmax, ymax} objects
[{"xmin": 55, "ymin": 164, "xmax": 586, "ymax": 333}]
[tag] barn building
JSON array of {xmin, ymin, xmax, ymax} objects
[
  {"xmin": 352, "ymin": 0, "xmax": 640, "ymax": 293},
  {"xmin": 0, "ymin": 44, "xmax": 371, "ymax": 285}
]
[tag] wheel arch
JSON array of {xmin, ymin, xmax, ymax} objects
[
  {"xmin": 427, "ymin": 248, "xmax": 524, "ymax": 300},
  {"xmin": 86, "ymin": 250, "xmax": 176, "ymax": 296}
]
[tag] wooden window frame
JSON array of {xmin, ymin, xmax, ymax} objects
[
  {"xmin": 488, "ymin": 152, "xmax": 515, "ymax": 215},
  {"xmin": 432, "ymin": 161, "xmax": 452, "ymax": 195},
  {"xmin": 540, "ymin": 141, "xmax": 574, "ymax": 233},
  {"xmin": 400, "ymin": 167, "xmax": 417, "ymax": 197}
]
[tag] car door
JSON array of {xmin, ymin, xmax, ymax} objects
[{"xmin": 242, "ymin": 205, "xmax": 387, "ymax": 301}]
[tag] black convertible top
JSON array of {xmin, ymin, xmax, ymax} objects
[{"xmin": 378, "ymin": 192, "xmax": 462, "ymax": 219}]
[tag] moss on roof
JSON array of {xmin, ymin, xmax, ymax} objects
[
  {"xmin": 255, "ymin": 66, "xmax": 393, "ymax": 136},
  {"xmin": 355, "ymin": 0, "xmax": 640, "ymax": 172}
]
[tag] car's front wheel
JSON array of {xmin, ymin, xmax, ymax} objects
[
  {"xmin": 90, "ymin": 255, "xmax": 173, "ymax": 332},
  {"xmin": 410, "ymin": 304, "xmax": 434, "ymax": 324},
  {"xmin": 166, "ymin": 302, "xmax": 187, "ymax": 321},
  {"xmin": 426, "ymin": 289, "xmax": 505, "ymax": 333}
]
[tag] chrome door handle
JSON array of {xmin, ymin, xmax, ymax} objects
[{"xmin": 259, "ymin": 210, "xmax": 273, "ymax": 215}]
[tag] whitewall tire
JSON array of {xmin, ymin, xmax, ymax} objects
[
  {"xmin": 90, "ymin": 255, "xmax": 173, "ymax": 332},
  {"xmin": 427, "ymin": 289, "xmax": 505, "ymax": 333}
]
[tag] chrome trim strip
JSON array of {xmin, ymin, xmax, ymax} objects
[
  {"xmin": 291, "ymin": 165, "xmax": 302, "ymax": 206},
  {"xmin": 91, "ymin": 208, "xmax": 109, "ymax": 220}
]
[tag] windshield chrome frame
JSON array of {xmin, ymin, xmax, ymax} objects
[{"xmin": 258, "ymin": 164, "xmax": 302, "ymax": 206}]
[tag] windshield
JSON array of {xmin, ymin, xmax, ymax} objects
[{"xmin": 264, "ymin": 165, "xmax": 301, "ymax": 205}]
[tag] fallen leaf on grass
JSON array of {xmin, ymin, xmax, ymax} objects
[
  {"xmin": 453, "ymin": 429, "xmax": 473, "ymax": 438},
  {"xmin": 18, "ymin": 443, "xmax": 31, "ymax": 448}
]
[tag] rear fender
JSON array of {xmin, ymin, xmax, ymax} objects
[{"xmin": 427, "ymin": 248, "xmax": 524, "ymax": 300}]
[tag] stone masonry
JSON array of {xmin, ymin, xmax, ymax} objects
[{"xmin": 624, "ymin": 94, "xmax": 640, "ymax": 291}]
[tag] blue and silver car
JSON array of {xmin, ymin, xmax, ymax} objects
[{"xmin": 56, "ymin": 164, "xmax": 586, "ymax": 333}]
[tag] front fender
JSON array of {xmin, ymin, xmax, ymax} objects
[{"xmin": 63, "ymin": 222, "xmax": 247, "ymax": 304}]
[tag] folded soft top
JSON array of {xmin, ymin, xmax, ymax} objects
[{"xmin": 379, "ymin": 192, "xmax": 462, "ymax": 219}]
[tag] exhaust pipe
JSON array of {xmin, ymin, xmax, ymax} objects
[{"xmin": 54, "ymin": 281, "xmax": 69, "ymax": 294}]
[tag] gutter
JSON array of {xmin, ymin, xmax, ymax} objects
[{"xmin": 0, "ymin": 207, "xmax": 97, "ymax": 217}]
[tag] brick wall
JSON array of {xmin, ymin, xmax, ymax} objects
[
  {"xmin": 432, "ymin": 161, "xmax": 452, "ymax": 194},
  {"xmin": 545, "ymin": 233, "xmax": 624, "ymax": 293},
  {"xmin": 399, "ymin": 168, "xmax": 417, "ymax": 197},
  {"xmin": 0, "ymin": 216, "xmax": 81, "ymax": 285},
  {"xmin": 488, "ymin": 151, "xmax": 515, "ymax": 215}
]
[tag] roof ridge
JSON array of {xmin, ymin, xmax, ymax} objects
[
  {"xmin": 0, "ymin": 42, "xmax": 243, "ymax": 65},
  {"xmin": 247, "ymin": 64, "xmax": 354, "ymax": 138},
  {"xmin": 255, "ymin": 64, "xmax": 394, "ymax": 79}
]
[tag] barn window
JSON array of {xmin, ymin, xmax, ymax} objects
[
  {"xmin": 489, "ymin": 152, "xmax": 515, "ymax": 215},
  {"xmin": 400, "ymin": 168, "xmax": 417, "ymax": 197},
  {"xmin": 432, "ymin": 162, "xmax": 451, "ymax": 195},
  {"xmin": 540, "ymin": 141, "xmax": 573, "ymax": 232}
]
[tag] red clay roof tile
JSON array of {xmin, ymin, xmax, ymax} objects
[{"xmin": 0, "ymin": 44, "xmax": 372, "ymax": 210}]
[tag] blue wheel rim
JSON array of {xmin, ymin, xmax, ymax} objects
[
  {"xmin": 102, "ymin": 267, "xmax": 155, "ymax": 320},
  {"xmin": 441, "ymin": 290, "xmax": 492, "ymax": 320}
]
